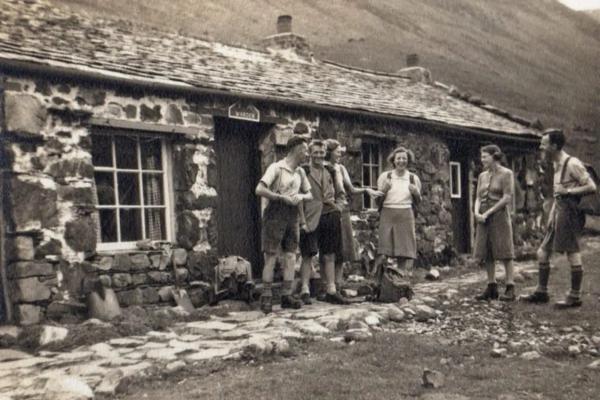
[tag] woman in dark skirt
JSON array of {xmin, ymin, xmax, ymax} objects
[
  {"xmin": 372, "ymin": 146, "xmax": 422, "ymax": 277},
  {"xmin": 324, "ymin": 139, "xmax": 382, "ymax": 288},
  {"xmin": 473, "ymin": 144, "xmax": 516, "ymax": 301}
]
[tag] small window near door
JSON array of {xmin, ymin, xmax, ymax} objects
[
  {"xmin": 362, "ymin": 142, "xmax": 381, "ymax": 209},
  {"xmin": 92, "ymin": 132, "xmax": 171, "ymax": 251},
  {"xmin": 450, "ymin": 161, "xmax": 461, "ymax": 199}
]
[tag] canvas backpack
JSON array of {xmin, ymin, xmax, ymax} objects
[{"xmin": 560, "ymin": 157, "xmax": 600, "ymax": 215}]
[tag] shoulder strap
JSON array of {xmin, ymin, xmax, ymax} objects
[{"xmin": 560, "ymin": 157, "xmax": 572, "ymax": 184}]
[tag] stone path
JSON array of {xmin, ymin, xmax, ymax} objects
[{"xmin": 1, "ymin": 252, "xmax": 599, "ymax": 399}]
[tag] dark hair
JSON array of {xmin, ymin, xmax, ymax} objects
[
  {"xmin": 543, "ymin": 128, "xmax": 566, "ymax": 150},
  {"xmin": 480, "ymin": 144, "xmax": 504, "ymax": 161},
  {"xmin": 324, "ymin": 139, "xmax": 341, "ymax": 161},
  {"xmin": 286, "ymin": 136, "xmax": 307, "ymax": 153},
  {"xmin": 387, "ymin": 146, "xmax": 414, "ymax": 167},
  {"xmin": 308, "ymin": 139, "xmax": 325, "ymax": 152}
]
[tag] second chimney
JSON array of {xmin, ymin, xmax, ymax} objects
[{"xmin": 277, "ymin": 15, "xmax": 293, "ymax": 34}]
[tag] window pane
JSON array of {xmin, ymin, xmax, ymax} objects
[
  {"xmin": 371, "ymin": 146, "xmax": 379, "ymax": 164},
  {"xmin": 92, "ymin": 135, "xmax": 113, "ymax": 167},
  {"xmin": 115, "ymin": 136, "xmax": 138, "ymax": 169},
  {"xmin": 363, "ymin": 167, "xmax": 371, "ymax": 187},
  {"xmin": 99, "ymin": 209, "xmax": 117, "ymax": 242},
  {"xmin": 118, "ymin": 172, "xmax": 140, "ymax": 205},
  {"xmin": 143, "ymin": 174, "xmax": 164, "ymax": 205},
  {"xmin": 94, "ymin": 172, "xmax": 116, "ymax": 205},
  {"xmin": 362, "ymin": 146, "xmax": 370, "ymax": 163},
  {"xmin": 140, "ymin": 137, "xmax": 163, "ymax": 170},
  {"xmin": 120, "ymin": 208, "xmax": 142, "ymax": 241},
  {"xmin": 363, "ymin": 193, "xmax": 370, "ymax": 209},
  {"xmin": 145, "ymin": 209, "xmax": 166, "ymax": 240}
]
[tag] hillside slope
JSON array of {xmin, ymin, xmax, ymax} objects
[
  {"xmin": 51, "ymin": 0, "xmax": 600, "ymax": 159},
  {"xmin": 584, "ymin": 9, "xmax": 600, "ymax": 23}
]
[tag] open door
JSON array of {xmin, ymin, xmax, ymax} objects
[{"xmin": 214, "ymin": 117, "xmax": 271, "ymax": 277}]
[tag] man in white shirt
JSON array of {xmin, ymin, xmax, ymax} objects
[{"xmin": 255, "ymin": 136, "xmax": 312, "ymax": 313}]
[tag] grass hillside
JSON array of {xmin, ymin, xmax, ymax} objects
[
  {"xmin": 584, "ymin": 9, "xmax": 600, "ymax": 22},
  {"xmin": 51, "ymin": 0, "xmax": 600, "ymax": 163}
]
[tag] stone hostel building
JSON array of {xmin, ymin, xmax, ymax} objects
[{"xmin": 0, "ymin": 0, "xmax": 544, "ymax": 324}]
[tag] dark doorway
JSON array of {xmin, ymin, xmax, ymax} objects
[
  {"xmin": 214, "ymin": 117, "xmax": 271, "ymax": 277},
  {"xmin": 449, "ymin": 143, "xmax": 473, "ymax": 254}
]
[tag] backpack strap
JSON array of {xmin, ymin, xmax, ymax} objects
[{"xmin": 559, "ymin": 157, "xmax": 572, "ymax": 184}]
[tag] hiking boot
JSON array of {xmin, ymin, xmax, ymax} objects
[
  {"xmin": 324, "ymin": 292, "xmax": 350, "ymax": 305},
  {"xmin": 499, "ymin": 284, "xmax": 516, "ymax": 302},
  {"xmin": 281, "ymin": 295, "xmax": 303, "ymax": 309},
  {"xmin": 519, "ymin": 291, "xmax": 549, "ymax": 304},
  {"xmin": 555, "ymin": 295, "xmax": 582, "ymax": 309},
  {"xmin": 475, "ymin": 283, "xmax": 499, "ymax": 301},
  {"xmin": 300, "ymin": 292, "xmax": 312, "ymax": 305},
  {"xmin": 260, "ymin": 295, "xmax": 272, "ymax": 314}
]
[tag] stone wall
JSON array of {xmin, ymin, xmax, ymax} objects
[{"xmin": 2, "ymin": 77, "xmax": 222, "ymax": 324}]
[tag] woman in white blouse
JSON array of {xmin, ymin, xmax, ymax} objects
[{"xmin": 372, "ymin": 146, "xmax": 422, "ymax": 277}]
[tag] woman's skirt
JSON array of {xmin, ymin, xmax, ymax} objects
[
  {"xmin": 473, "ymin": 206, "xmax": 514, "ymax": 261},
  {"xmin": 339, "ymin": 209, "xmax": 358, "ymax": 262},
  {"xmin": 377, "ymin": 207, "xmax": 416, "ymax": 259}
]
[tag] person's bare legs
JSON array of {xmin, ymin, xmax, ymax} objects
[
  {"xmin": 499, "ymin": 259, "xmax": 516, "ymax": 301},
  {"xmin": 299, "ymin": 255, "xmax": 313, "ymax": 303},
  {"xmin": 334, "ymin": 261, "xmax": 344, "ymax": 291}
]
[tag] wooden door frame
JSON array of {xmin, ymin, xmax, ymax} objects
[{"xmin": 0, "ymin": 76, "xmax": 12, "ymax": 323}]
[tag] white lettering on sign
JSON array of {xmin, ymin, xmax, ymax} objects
[{"xmin": 228, "ymin": 102, "xmax": 260, "ymax": 122}]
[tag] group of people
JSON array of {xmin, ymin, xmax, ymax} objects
[
  {"xmin": 255, "ymin": 136, "xmax": 423, "ymax": 313},
  {"xmin": 255, "ymin": 129, "xmax": 596, "ymax": 314},
  {"xmin": 471, "ymin": 129, "xmax": 596, "ymax": 307}
]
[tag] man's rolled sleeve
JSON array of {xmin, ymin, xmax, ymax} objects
[{"xmin": 260, "ymin": 163, "xmax": 278, "ymax": 190}]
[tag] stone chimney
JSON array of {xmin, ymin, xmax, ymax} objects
[
  {"xmin": 406, "ymin": 53, "xmax": 419, "ymax": 67},
  {"xmin": 261, "ymin": 15, "xmax": 312, "ymax": 60},
  {"xmin": 277, "ymin": 15, "xmax": 292, "ymax": 34}
]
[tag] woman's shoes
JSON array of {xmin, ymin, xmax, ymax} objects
[
  {"xmin": 499, "ymin": 284, "xmax": 516, "ymax": 302},
  {"xmin": 475, "ymin": 283, "xmax": 499, "ymax": 301},
  {"xmin": 476, "ymin": 283, "xmax": 517, "ymax": 302}
]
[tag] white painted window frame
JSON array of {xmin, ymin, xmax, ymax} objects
[
  {"xmin": 450, "ymin": 161, "xmax": 462, "ymax": 199},
  {"xmin": 94, "ymin": 132, "xmax": 174, "ymax": 252},
  {"xmin": 361, "ymin": 141, "xmax": 382, "ymax": 210}
]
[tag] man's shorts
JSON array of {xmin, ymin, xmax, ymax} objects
[
  {"xmin": 300, "ymin": 211, "xmax": 342, "ymax": 258},
  {"xmin": 261, "ymin": 202, "xmax": 299, "ymax": 254},
  {"xmin": 539, "ymin": 197, "xmax": 584, "ymax": 254}
]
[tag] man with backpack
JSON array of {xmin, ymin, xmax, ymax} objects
[
  {"xmin": 522, "ymin": 129, "xmax": 597, "ymax": 308},
  {"xmin": 255, "ymin": 136, "xmax": 313, "ymax": 313},
  {"xmin": 298, "ymin": 140, "xmax": 348, "ymax": 305}
]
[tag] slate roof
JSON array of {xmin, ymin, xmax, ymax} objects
[{"xmin": 0, "ymin": 0, "xmax": 539, "ymax": 137}]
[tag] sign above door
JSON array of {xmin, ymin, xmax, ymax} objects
[{"xmin": 228, "ymin": 102, "xmax": 260, "ymax": 122}]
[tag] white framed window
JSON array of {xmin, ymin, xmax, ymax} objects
[
  {"xmin": 362, "ymin": 142, "xmax": 381, "ymax": 209},
  {"xmin": 450, "ymin": 161, "xmax": 462, "ymax": 199},
  {"xmin": 92, "ymin": 132, "xmax": 173, "ymax": 251}
]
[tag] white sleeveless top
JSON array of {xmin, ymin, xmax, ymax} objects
[{"xmin": 379, "ymin": 172, "xmax": 414, "ymax": 209}]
